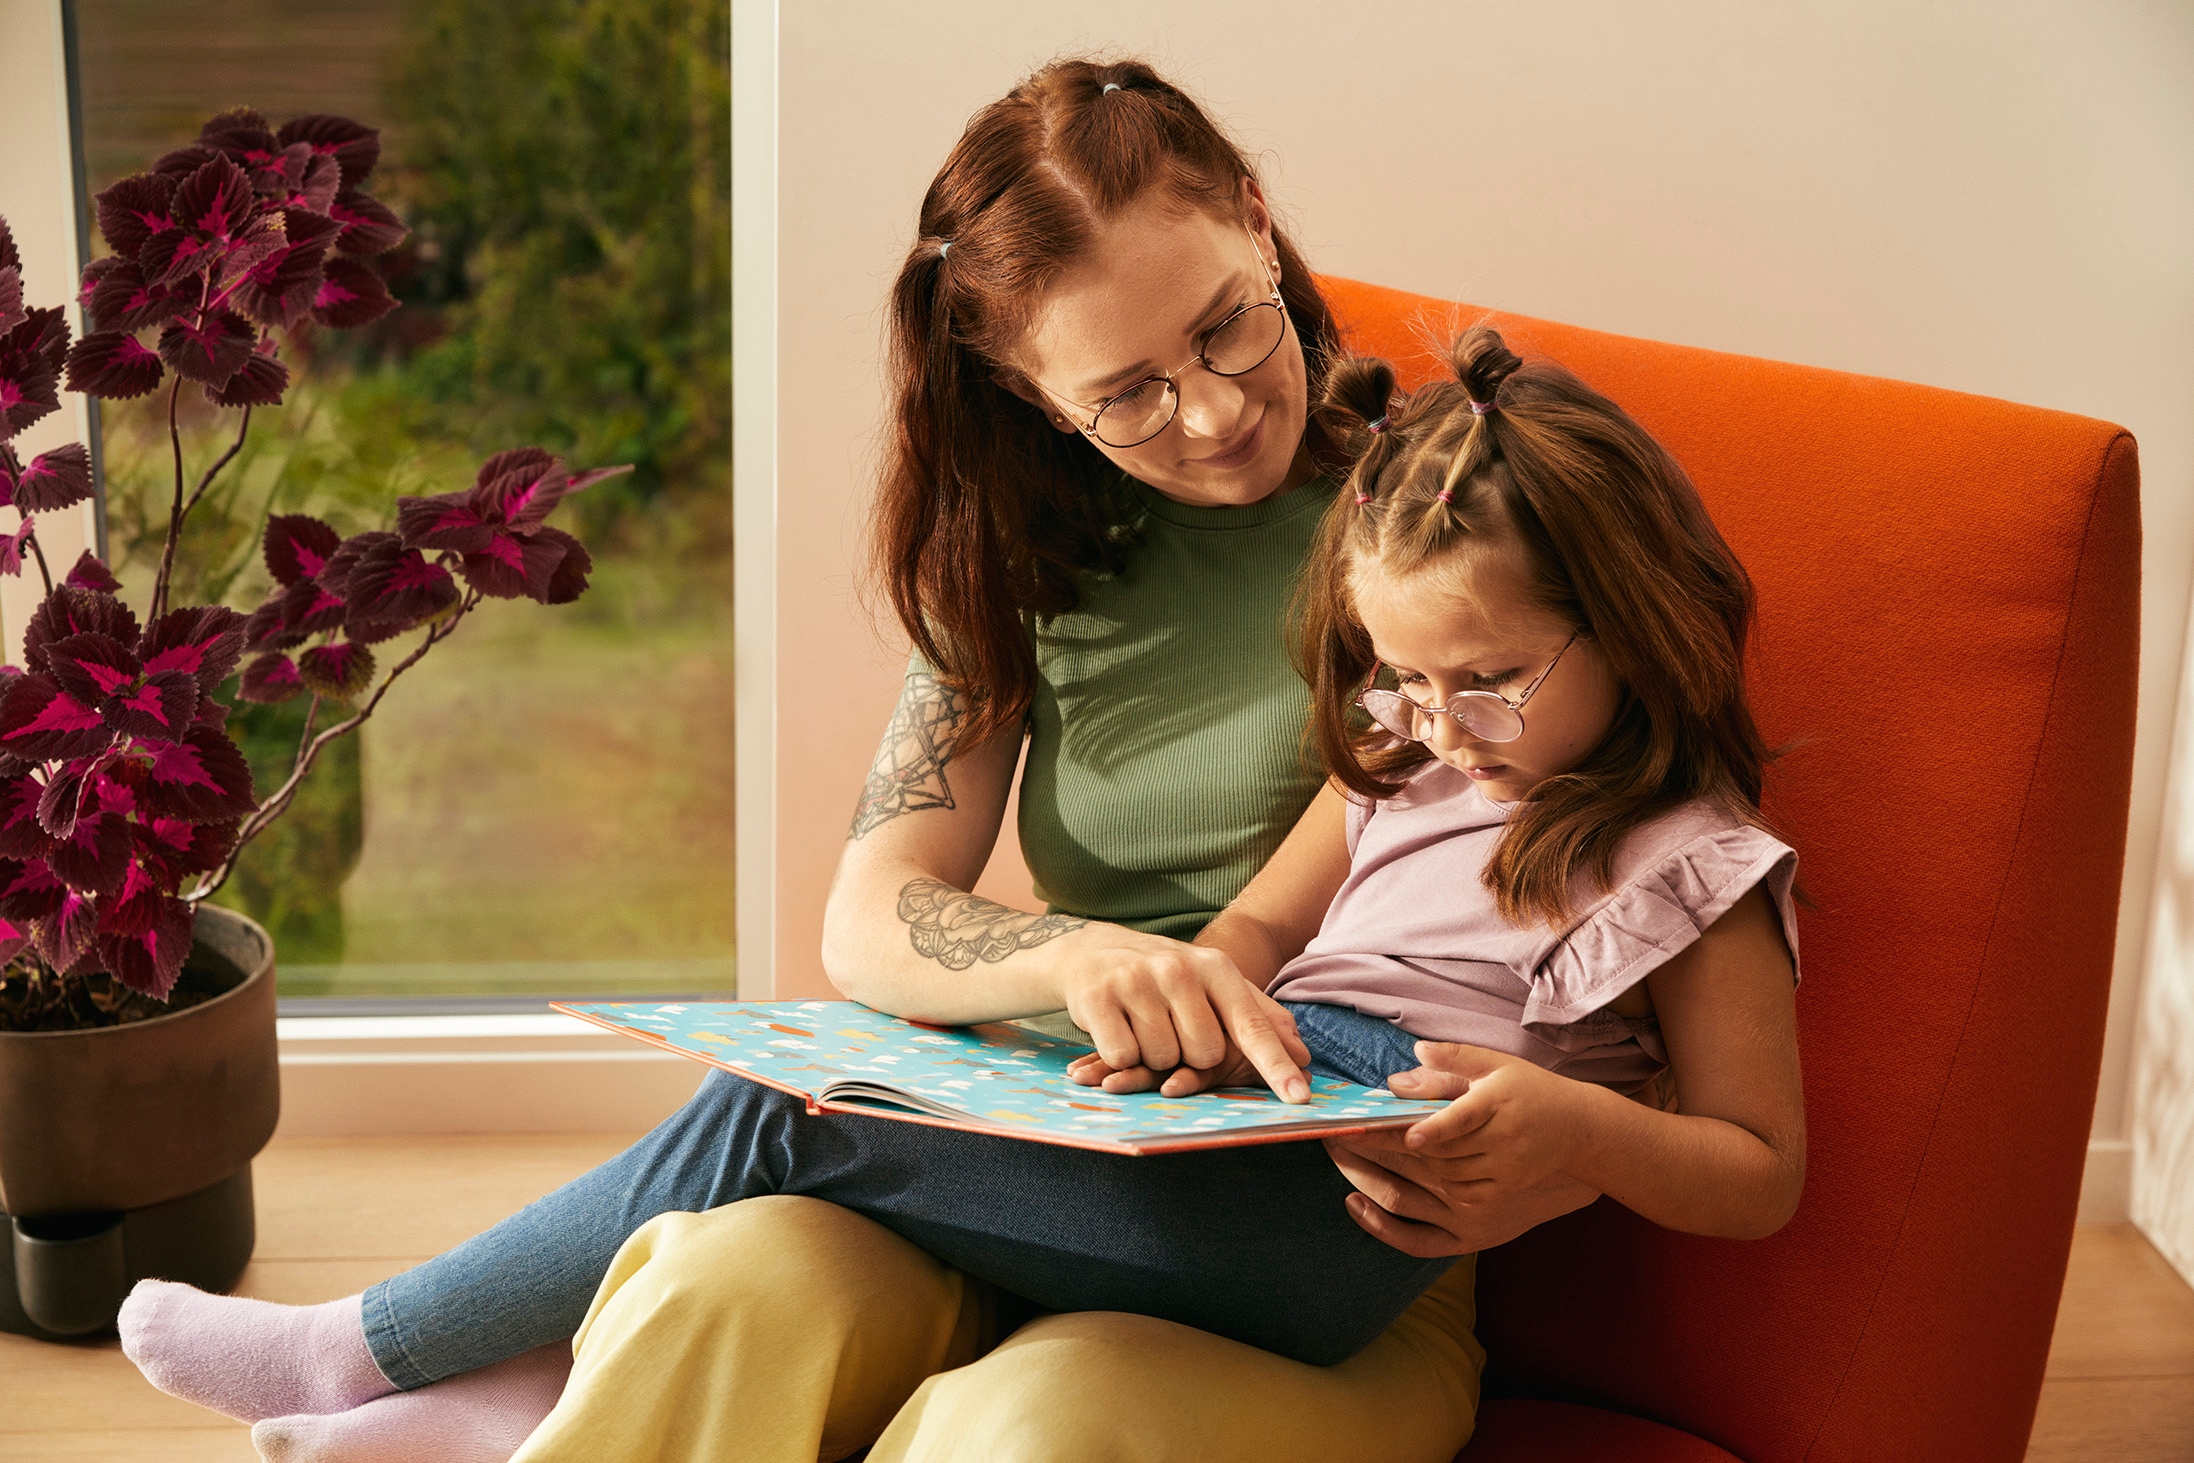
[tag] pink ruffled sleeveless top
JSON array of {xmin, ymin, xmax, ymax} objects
[{"xmin": 1268, "ymin": 760, "xmax": 1800, "ymax": 1094}]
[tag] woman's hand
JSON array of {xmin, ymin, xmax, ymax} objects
[
  {"xmin": 1052, "ymin": 930, "xmax": 1311, "ymax": 1103},
  {"xmin": 1323, "ymin": 1042, "xmax": 1603, "ymax": 1257}
]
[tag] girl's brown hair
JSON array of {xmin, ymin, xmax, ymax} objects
[
  {"xmin": 1298, "ymin": 327, "xmax": 1774, "ymax": 926},
  {"xmin": 876, "ymin": 57, "xmax": 1343, "ymax": 750}
]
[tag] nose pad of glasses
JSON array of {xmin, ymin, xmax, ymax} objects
[{"xmin": 1456, "ymin": 700, "xmax": 1526, "ymax": 743}]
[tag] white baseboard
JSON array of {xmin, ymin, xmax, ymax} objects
[
  {"xmin": 274, "ymin": 1015, "xmax": 706, "ymax": 1137},
  {"xmin": 2079, "ymin": 1138, "xmax": 2133, "ymax": 1224}
]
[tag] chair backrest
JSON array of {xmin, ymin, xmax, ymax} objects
[{"xmin": 1318, "ymin": 278, "xmax": 2141, "ymax": 1462}]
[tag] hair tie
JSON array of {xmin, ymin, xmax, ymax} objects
[
  {"xmin": 1436, "ymin": 487, "xmax": 1455, "ymax": 504},
  {"xmin": 937, "ymin": 240, "xmax": 952, "ymax": 259},
  {"xmin": 1365, "ymin": 414, "xmax": 1390, "ymax": 435},
  {"xmin": 1354, "ymin": 492, "xmax": 1372, "ymax": 506},
  {"xmin": 1468, "ymin": 398, "xmax": 1494, "ymax": 416},
  {"xmin": 1102, "ymin": 82, "xmax": 1122, "ymax": 93}
]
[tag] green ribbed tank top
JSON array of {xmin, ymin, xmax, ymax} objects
[{"xmin": 1018, "ymin": 474, "xmax": 1337, "ymax": 939}]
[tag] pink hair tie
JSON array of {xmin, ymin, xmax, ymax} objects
[
  {"xmin": 1436, "ymin": 488, "xmax": 1455, "ymax": 504},
  {"xmin": 1365, "ymin": 414, "xmax": 1391, "ymax": 435},
  {"xmin": 1354, "ymin": 492, "xmax": 1372, "ymax": 506},
  {"xmin": 1468, "ymin": 398, "xmax": 1494, "ymax": 416}
]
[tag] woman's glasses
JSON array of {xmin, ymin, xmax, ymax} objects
[
  {"xmin": 1043, "ymin": 227, "xmax": 1290, "ymax": 449},
  {"xmin": 1356, "ymin": 633, "xmax": 1579, "ymax": 745}
]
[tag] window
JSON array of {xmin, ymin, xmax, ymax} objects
[{"xmin": 73, "ymin": 0, "xmax": 733, "ymax": 1009}]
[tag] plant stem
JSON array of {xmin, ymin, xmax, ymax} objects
[
  {"xmin": 153, "ymin": 377, "xmax": 186, "ymax": 621},
  {"xmin": 187, "ymin": 594, "xmax": 481, "ymax": 902},
  {"xmin": 183, "ymin": 405, "xmax": 252, "ymax": 520},
  {"xmin": 23, "ymin": 528, "xmax": 52, "ymax": 598}
]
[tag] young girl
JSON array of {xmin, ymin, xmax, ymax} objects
[
  {"xmin": 1069, "ymin": 325, "xmax": 1805, "ymax": 1252},
  {"xmin": 125, "ymin": 327, "xmax": 1802, "ymax": 1463}
]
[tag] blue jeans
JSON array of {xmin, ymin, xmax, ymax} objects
[{"xmin": 362, "ymin": 1001, "xmax": 1442, "ymax": 1386}]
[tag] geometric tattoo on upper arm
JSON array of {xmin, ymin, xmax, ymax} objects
[
  {"xmin": 896, "ymin": 877, "xmax": 1089, "ymax": 971},
  {"xmin": 849, "ymin": 671, "xmax": 966, "ymax": 841}
]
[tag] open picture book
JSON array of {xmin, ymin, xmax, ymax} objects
[{"xmin": 554, "ymin": 999, "xmax": 1452, "ymax": 1156}]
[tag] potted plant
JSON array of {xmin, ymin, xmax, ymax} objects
[{"xmin": 0, "ymin": 109, "xmax": 622, "ymax": 1339}]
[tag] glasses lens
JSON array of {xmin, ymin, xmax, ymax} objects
[
  {"xmin": 1359, "ymin": 690, "xmax": 1428, "ymax": 742},
  {"xmin": 1093, "ymin": 378, "xmax": 1175, "ymax": 447},
  {"xmin": 1203, "ymin": 303, "xmax": 1286, "ymax": 377},
  {"xmin": 1450, "ymin": 694, "xmax": 1524, "ymax": 743}
]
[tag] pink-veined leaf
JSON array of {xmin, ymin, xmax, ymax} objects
[
  {"xmin": 0, "ymin": 265, "xmax": 20, "ymax": 336},
  {"xmin": 0, "ymin": 916, "xmax": 26, "ymax": 965},
  {"xmin": 141, "ymin": 726, "xmax": 256, "ymax": 821},
  {"xmin": 0, "ymin": 856, "xmax": 66, "ymax": 920},
  {"xmin": 0, "ymin": 672, "xmax": 111, "ymax": 760},
  {"xmin": 23, "ymin": 587, "xmax": 141, "ymax": 673},
  {"xmin": 197, "ymin": 107, "xmax": 276, "ymax": 162},
  {"xmin": 46, "ymin": 809, "xmax": 131, "ymax": 896},
  {"xmin": 135, "ymin": 816, "xmax": 237, "ymax": 880},
  {"xmin": 170, "ymin": 154, "xmax": 259, "ymax": 257},
  {"xmin": 64, "ymin": 330, "xmax": 164, "ymax": 400},
  {"xmin": 231, "ymin": 207, "xmax": 343, "ymax": 326},
  {"xmin": 297, "ymin": 641, "xmax": 375, "ymax": 701},
  {"xmin": 93, "ymin": 173, "xmax": 176, "ymax": 259},
  {"xmin": 309, "ymin": 256, "xmax": 395, "ymax": 329},
  {"xmin": 42, "ymin": 632, "xmax": 139, "ymax": 709},
  {"xmin": 193, "ymin": 695, "xmax": 230, "ymax": 730},
  {"xmin": 327, "ymin": 188, "xmax": 405, "ymax": 256},
  {"xmin": 242, "ymin": 595, "xmax": 304, "ymax": 653},
  {"xmin": 535, "ymin": 525, "xmax": 593, "ymax": 605},
  {"xmin": 0, "ymin": 344, "xmax": 59, "ymax": 442},
  {"xmin": 138, "ymin": 227, "xmax": 213, "ymax": 288},
  {"xmin": 264, "ymin": 513, "xmax": 341, "ymax": 586},
  {"xmin": 64, "ymin": 551, "xmax": 122, "ymax": 593},
  {"xmin": 315, "ymin": 528, "xmax": 396, "ymax": 597},
  {"xmin": 276, "ymin": 578, "xmax": 348, "ymax": 637},
  {"xmin": 86, "ymin": 256, "xmax": 189, "ymax": 334},
  {"xmin": 152, "ymin": 143, "xmax": 219, "ymax": 180},
  {"xmin": 237, "ymin": 651, "xmax": 304, "ymax": 703},
  {"xmin": 0, "ymin": 519, "xmax": 35, "ymax": 577},
  {"xmin": 13, "ymin": 443, "xmax": 93, "ymax": 512},
  {"xmin": 158, "ymin": 309, "xmax": 255, "ymax": 387},
  {"xmin": 35, "ymin": 757, "xmax": 96, "ymax": 840},
  {"xmin": 96, "ymin": 858, "xmax": 166, "ymax": 935},
  {"xmin": 0, "ymin": 215, "xmax": 17, "ymax": 272},
  {"xmin": 460, "ymin": 530, "xmax": 569, "ymax": 601},
  {"xmin": 0, "ymin": 774, "xmax": 52, "ymax": 860},
  {"xmin": 395, "ymin": 490, "xmax": 491, "ymax": 553},
  {"xmin": 342, "ymin": 537, "xmax": 459, "ymax": 634},
  {"xmin": 139, "ymin": 605, "xmax": 247, "ymax": 689},
  {"xmin": 103, "ymin": 669, "xmax": 201, "ymax": 743},
  {"xmin": 277, "ymin": 115, "xmax": 381, "ymax": 190},
  {"xmin": 99, "ymin": 892, "xmax": 193, "ymax": 1000},
  {"xmin": 4, "ymin": 304, "xmax": 69, "ymax": 369},
  {"xmin": 32, "ymin": 888, "xmax": 99, "ymax": 975},
  {"xmin": 209, "ymin": 348, "xmax": 288, "ymax": 408}
]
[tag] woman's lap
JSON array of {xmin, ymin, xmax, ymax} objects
[{"xmin": 366, "ymin": 1003, "xmax": 1447, "ymax": 1387}]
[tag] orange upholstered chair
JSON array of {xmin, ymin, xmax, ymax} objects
[{"xmin": 1317, "ymin": 279, "xmax": 2141, "ymax": 1463}]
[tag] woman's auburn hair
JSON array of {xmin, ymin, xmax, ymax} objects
[
  {"xmin": 1297, "ymin": 327, "xmax": 1777, "ymax": 927},
  {"xmin": 875, "ymin": 56, "xmax": 1343, "ymax": 752}
]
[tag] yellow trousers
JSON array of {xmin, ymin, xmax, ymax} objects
[{"xmin": 510, "ymin": 1196, "xmax": 1483, "ymax": 1463}]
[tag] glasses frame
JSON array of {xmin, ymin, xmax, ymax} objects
[
  {"xmin": 1356, "ymin": 631, "xmax": 1581, "ymax": 746},
  {"xmin": 1034, "ymin": 225, "xmax": 1290, "ymax": 449}
]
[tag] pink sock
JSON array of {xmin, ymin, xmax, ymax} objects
[
  {"xmin": 250, "ymin": 1343, "xmax": 572, "ymax": 1463},
  {"xmin": 119, "ymin": 1280, "xmax": 394, "ymax": 1422}
]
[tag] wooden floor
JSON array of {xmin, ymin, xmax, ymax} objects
[{"xmin": 5, "ymin": 1135, "xmax": 2191, "ymax": 1461}]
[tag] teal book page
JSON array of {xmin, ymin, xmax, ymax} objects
[{"xmin": 555, "ymin": 999, "xmax": 1451, "ymax": 1155}]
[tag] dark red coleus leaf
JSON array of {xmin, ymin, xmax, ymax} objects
[
  {"xmin": 99, "ymin": 890, "xmax": 194, "ymax": 1000},
  {"xmin": 4, "ymin": 304, "xmax": 69, "ymax": 368},
  {"xmin": 536, "ymin": 525, "xmax": 593, "ymax": 605},
  {"xmin": 315, "ymin": 528, "xmax": 394, "ymax": 596},
  {"xmin": 277, "ymin": 115, "xmax": 381, "ymax": 190},
  {"xmin": 86, "ymin": 256, "xmax": 190, "ymax": 334},
  {"xmin": 242, "ymin": 596, "xmax": 305, "ymax": 653},
  {"xmin": 34, "ymin": 888, "xmax": 100, "ymax": 976},
  {"xmin": 342, "ymin": 537, "xmax": 459, "ymax": 639},
  {"xmin": 474, "ymin": 450, "xmax": 629, "ymax": 534},
  {"xmin": 24, "ymin": 587, "xmax": 141, "ymax": 673},
  {"xmin": 168, "ymin": 154, "xmax": 261, "ymax": 262},
  {"xmin": 310, "ymin": 256, "xmax": 395, "ymax": 329},
  {"xmin": 0, "ymin": 520, "xmax": 31, "ymax": 579},
  {"xmin": 276, "ymin": 578, "xmax": 348, "ymax": 637},
  {"xmin": 0, "ymin": 774, "xmax": 52, "ymax": 859},
  {"xmin": 139, "ymin": 726, "xmax": 256, "ymax": 820},
  {"xmin": 158, "ymin": 309, "xmax": 256, "ymax": 387},
  {"xmin": 140, "ymin": 606, "xmax": 247, "ymax": 690},
  {"xmin": 0, "ymin": 265, "xmax": 21, "ymax": 337},
  {"xmin": 65, "ymin": 551, "xmax": 122, "ymax": 593},
  {"xmin": 461, "ymin": 530, "xmax": 569, "ymax": 601},
  {"xmin": 0, "ymin": 215, "xmax": 16, "ymax": 271},
  {"xmin": 93, "ymin": 173, "xmax": 177, "ymax": 260},
  {"xmin": 152, "ymin": 143, "xmax": 220, "ymax": 180},
  {"xmin": 135, "ymin": 816, "xmax": 237, "ymax": 880},
  {"xmin": 97, "ymin": 858, "xmax": 168, "ymax": 936},
  {"xmin": 193, "ymin": 695, "xmax": 229, "ymax": 730},
  {"xmin": 197, "ymin": 107, "xmax": 277, "ymax": 163},
  {"xmin": 237, "ymin": 651, "xmax": 304, "ymax": 703},
  {"xmin": 0, "ymin": 344, "xmax": 59, "ymax": 442},
  {"xmin": 12, "ymin": 442, "xmax": 93, "ymax": 511},
  {"xmin": 0, "ymin": 856, "xmax": 66, "ymax": 920},
  {"xmin": 328, "ymin": 188, "xmax": 405, "ymax": 256},
  {"xmin": 395, "ymin": 489, "xmax": 491, "ymax": 553},
  {"xmin": 0, "ymin": 916, "xmax": 26, "ymax": 965},
  {"xmin": 64, "ymin": 330, "xmax": 165, "ymax": 400},
  {"xmin": 297, "ymin": 642, "xmax": 375, "ymax": 701},
  {"xmin": 46, "ymin": 809, "xmax": 131, "ymax": 896},
  {"xmin": 45, "ymin": 631, "xmax": 201, "ymax": 743},
  {"xmin": 209, "ymin": 347, "xmax": 288, "ymax": 408},
  {"xmin": 231, "ymin": 207, "xmax": 343, "ymax": 326},
  {"xmin": 0, "ymin": 673, "xmax": 111, "ymax": 760},
  {"xmin": 40, "ymin": 633, "xmax": 136, "ymax": 716},
  {"xmin": 264, "ymin": 514, "xmax": 341, "ymax": 587}
]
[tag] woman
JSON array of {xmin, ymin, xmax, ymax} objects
[{"xmin": 127, "ymin": 58, "xmax": 1592, "ymax": 1463}]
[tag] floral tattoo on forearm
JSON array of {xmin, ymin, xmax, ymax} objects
[
  {"xmin": 896, "ymin": 877, "xmax": 1087, "ymax": 971},
  {"xmin": 850, "ymin": 672, "xmax": 964, "ymax": 840}
]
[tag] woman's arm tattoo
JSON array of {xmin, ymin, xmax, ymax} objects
[
  {"xmin": 897, "ymin": 877, "xmax": 1087, "ymax": 971},
  {"xmin": 850, "ymin": 672, "xmax": 964, "ymax": 840}
]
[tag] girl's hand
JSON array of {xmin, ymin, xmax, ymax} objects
[{"xmin": 1052, "ymin": 933, "xmax": 1311, "ymax": 1103}]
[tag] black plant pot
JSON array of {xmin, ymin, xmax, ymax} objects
[{"xmin": 0, "ymin": 907, "xmax": 279, "ymax": 1338}]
